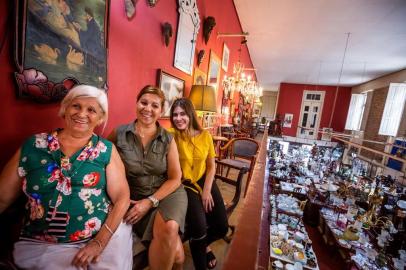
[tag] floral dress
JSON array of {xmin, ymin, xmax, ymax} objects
[{"xmin": 17, "ymin": 130, "xmax": 112, "ymax": 243}]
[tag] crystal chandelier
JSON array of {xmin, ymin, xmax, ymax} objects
[{"xmin": 222, "ymin": 56, "xmax": 262, "ymax": 102}]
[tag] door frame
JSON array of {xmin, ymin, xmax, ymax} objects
[{"xmin": 296, "ymin": 90, "xmax": 325, "ymax": 139}]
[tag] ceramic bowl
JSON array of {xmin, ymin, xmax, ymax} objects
[
  {"xmin": 278, "ymin": 224, "xmax": 287, "ymax": 231},
  {"xmin": 294, "ymin": 231, "xmax": 305, "ymax": 242},
  {"xmin": 295, "ymin": 243, "xmax": 304, "ymax": 250},
  {"xmin": 294, "ymin": 252, "xmax": 306, "ymax": 263}
]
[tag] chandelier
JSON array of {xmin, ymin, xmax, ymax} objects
[{"xmin": 222, "ymin": 59, "xmax": 262, "ymax": 102}]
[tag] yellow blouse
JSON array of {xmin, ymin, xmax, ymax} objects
[{"xmin": 170, "ymin": 129, "xmax": 216, "ymax": 192}]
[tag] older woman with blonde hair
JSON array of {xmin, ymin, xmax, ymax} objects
[{"xmin": 0, "ymin": 85, "xmax": 132, "ymax": 269}]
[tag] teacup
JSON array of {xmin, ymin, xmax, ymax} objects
[{"xmin": 272, "ymin": 260, "xmax": 283, "ymax": 270}]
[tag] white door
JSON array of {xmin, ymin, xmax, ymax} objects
[{"xmin": 297, "ymin": 91, "xmax": 325, "ymax": 139}]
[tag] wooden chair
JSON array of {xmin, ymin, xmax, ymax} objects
[
  {"xmin": 214, "ymin": 159, "xmax": 249, "ymax": 243},
  {"xmin": 217, "ymin": 138, "xmax": 260, "ymax": 197},
  {"xmin": 215, "ymin": 159, "xmax": 249, "ymax": 217}
]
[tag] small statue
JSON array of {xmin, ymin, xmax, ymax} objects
[
  {"xmin": 268, "ymin": 114, "xmax": 283, "ymax": 137},
  {"xmin": 311, "ymin": 143, "xmax": 318, "ymax": 158}
]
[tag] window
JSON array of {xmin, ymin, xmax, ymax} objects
[
  {"xmin": 345, "ymin": 93, "xmax": 367, "ymax": 131},
  {"xmin": 306, "ymin": 93, "xmax": 321, "ymax": 101},
  {"xmin": 379, "ymin": 83, "xmax": 406, "ymax": 136}
]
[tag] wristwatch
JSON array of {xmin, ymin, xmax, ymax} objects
[{"xmin": 147, "ymin": 195, "xmax": 159, "ymax": 208}]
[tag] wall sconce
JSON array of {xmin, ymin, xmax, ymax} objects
[
  {"xmin": 161, "ymin": 22, "xmax": 173, "ymax": 47},
  {"xmin": 203, "ymin": 16, "xmax": 216, "ymax": 44},
  {"xmin": 124, "ymin": 0, "xmax": 137, "ymax": 20},
  {"xmin": 197, "ymin": 50, "xmax": 205, "ymax": 66}
]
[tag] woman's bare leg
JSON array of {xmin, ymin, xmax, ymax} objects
[{"xmin": 149, "ymin": 212, "xmax": 183, "ymax": 270}]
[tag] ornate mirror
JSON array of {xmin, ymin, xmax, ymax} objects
[{"xmin": 173, "ymin": 0, "xmax": 200, "ymax": 75}]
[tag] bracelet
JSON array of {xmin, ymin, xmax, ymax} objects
[
  {"xmin": 103, "ymin": 223, "xmax": 114, "ymax": 235},
  {"xmin": 90, "ymin": 238, "xmax": 103, "ymax": 251}
]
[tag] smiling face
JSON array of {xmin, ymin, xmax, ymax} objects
[
  {"xmin": 64, "ymin": 97, "xmax": 104, "ymax": 135},
  {"xmin": 136, "ymin": 93, "xmax": 163, "ymax": 126},
  {"xmin": 172, "ymin": 106, "xmax": 190, "ymax": 131}
]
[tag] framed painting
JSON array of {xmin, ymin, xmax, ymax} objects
[
  {"xmin": 158, "ymin": 70, "xmax": 185, "ymax": 118},
  {"xmin": 283, "ymin": 113, "xmax": 294, "ymax": 128},
  {"xmin": 14, "ymin": 0, "xmax": 110, "ymax": 102},
  {"xmin": 193, "ymin": 67, "xmax": 206, "ymax": 85},
  {"xmin": 207, "ymin": 50, "xmax": 221, "ymax": 90},
  {"xmin": 221, "ymin": 43, "xmax": 229, "ymax": 72}
]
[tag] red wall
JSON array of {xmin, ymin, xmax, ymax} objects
[
  {"xmin": 276, "ymin": 83, "xmax": 351, "ymax": 138},
  {"xmin": 0, "ymin": 0, "xmax": 254, "ymax": 168}
]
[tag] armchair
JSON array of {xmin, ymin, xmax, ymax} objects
[{"xmin": 217, "ymin": 138, "xmax": 260, "ymax": 197}]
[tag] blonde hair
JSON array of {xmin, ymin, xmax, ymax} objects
[
  {"xmin": 137, "ymin": 85, "xmax": 165, "ymax": 109},
  {"xmin": 59, "ymin": 84, "xmax": 108, "ymax": 124}
]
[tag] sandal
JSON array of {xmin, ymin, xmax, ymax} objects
[{"xmin": 206, "ymin": 250, "xmax": 217, "ymax": 269}]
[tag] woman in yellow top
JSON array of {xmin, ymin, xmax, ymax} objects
[{"xmin": 170, "ymin": 98, "xmax": 228, "ymax": 270}]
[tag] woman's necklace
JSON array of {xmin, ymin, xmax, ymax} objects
[
  {"xmin": 136, "ymin": 123, "xmax": 154, "ymax": 138},
  {"xmin": 57, "ymin": 130, "xmax": 93, "ymax": 171},
  {"xmin": 138, "ymin": 128, "xmax": 146, "ymax": 138}
]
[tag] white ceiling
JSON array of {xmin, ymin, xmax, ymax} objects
[{"xmin": 233, "ymin": 0, "xmax": 406, "ymax": 91}]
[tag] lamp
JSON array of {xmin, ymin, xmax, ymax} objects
[
  {"xmin": 189, "ymin": 85, "xmax": 217, "ymax": 127},
  {"xmin": 189, "ymin": 85, "xmax": 217, "ymax": 112}
]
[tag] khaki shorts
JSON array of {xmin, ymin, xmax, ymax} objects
[{"xmin": 134, "ymin": 186, "xmax": 188, "ymax": 244}]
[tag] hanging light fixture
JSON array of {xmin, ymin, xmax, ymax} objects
[{"xmin": 222, "ymin": 43, "xmax": 262, "ymax": 102}]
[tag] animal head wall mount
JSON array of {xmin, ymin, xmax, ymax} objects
[
  {"xmin": 203, "ymin": 16, "xmax": 216, "ymax": 44},
  {"xmin": 162, "ymin": 22, "xmax": 173, "ymax": 47},
  {"xmin": 197, "ymin": 50, "xmax": 205, "ymax": 66},
  {"xmin": 147, "ymin": 0, "xmax": 160, "ymax": 7}
]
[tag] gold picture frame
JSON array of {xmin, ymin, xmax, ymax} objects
[
  {"xmin": 193, "ymin": 67, "xmax": 207, "ymax": 85},
  {"xmin": 158, "ymin": 69, "xmax": 185, "ymax": 118},
  {"xmin": 207, "ymin": 50, "xmax": 221, "ymax": 90}
]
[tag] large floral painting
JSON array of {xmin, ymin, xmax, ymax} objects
[{"xmin": 15, "ymin": 0, "xmax": 109, "ymax": 102}]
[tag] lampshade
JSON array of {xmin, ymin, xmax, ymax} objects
[{"xmin": 189, "ymin": 85, "xmax": 217, "ymax": 113}]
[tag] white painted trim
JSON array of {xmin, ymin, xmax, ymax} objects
[{"xmin": 296, "ymin": 90, "xmax": 325, "ymax": 139}]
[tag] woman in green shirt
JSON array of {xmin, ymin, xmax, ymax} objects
[{"xmin": 0, "ymin": 85, "xmax": 132, "ymax": 269}]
